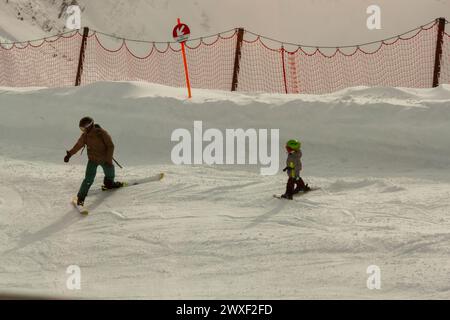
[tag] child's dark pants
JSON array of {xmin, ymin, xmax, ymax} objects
[{"xmin": 285, "ymin": 176, "xmax": 307, "ymax": 196}]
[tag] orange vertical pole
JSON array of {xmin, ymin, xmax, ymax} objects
[{"xmin": 178, "ymin": 18, "xmax": 192, "ymax": 98}]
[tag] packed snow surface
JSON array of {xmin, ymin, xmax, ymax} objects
[{"xmin": 1, "ymin": 82, "xmax": 450, "ymax": 298}]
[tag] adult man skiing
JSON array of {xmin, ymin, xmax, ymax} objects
[
  {"xmin": 281, "ymin": 139, "xmax": 310, "ymax": 200},
  {"xmin": 64, "ymin": 116, "xmax": 123, "ymax": 206}
]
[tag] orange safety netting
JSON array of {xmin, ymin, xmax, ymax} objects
[
  {"xmin": 0, "ymin": 31, "xmax": 81, "ymax": 87},
  {"xmin": 440, "ymin": 29, "xmax": 450, "ymax": 86},
  {"xmin": 290, "ymin": 24, "xmax": 438, "ymax": 94},
  {"xmin": 0, "ymin": 20, "xmax": 449, "ymax": 94},
  {"xmin": 81, "ymin": 30, "xmax": 237, "ymax": 91}
]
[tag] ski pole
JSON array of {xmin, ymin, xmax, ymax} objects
[{"xmin": 113, "ymin": 157, "xmax": 123, "ymax": 169}]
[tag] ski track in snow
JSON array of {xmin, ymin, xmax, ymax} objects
[
  {"xmin": 1, "ymin": 83, "xmax": 450, "ymax": 298},
  {"xmin": 1, "ymin": 159, "xmax": 450, "ymax": 298}
]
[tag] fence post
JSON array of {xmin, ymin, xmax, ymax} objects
[
  {"xmin": 281, "ymin": 46, "xmax": 288, "ymax": 94},
  {"xmin": 432, "ymin": 18, "xmax": 446, "ymax": 88},
  {"xmin": 75, "ymin": 27, "xmax": 90, "ymax": 86},
  {"xmin": 231, "ymin": 28, "xmax": 245, "ymax": 91}
]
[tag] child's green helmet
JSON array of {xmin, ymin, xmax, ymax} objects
[{"xmin": 286, "ymin": 139, "xmax": 301, "ymax": 151}]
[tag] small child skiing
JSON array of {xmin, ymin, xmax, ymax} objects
[
  {"xmin": 64, "ymin": 116, "xmax": 123, "ymax": 206},
  {"xmin": 280, "ymin": 139, "xmax": 310, "ymax": 200}
]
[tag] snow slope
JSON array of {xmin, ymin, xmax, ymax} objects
[{"xmin": 1, "ymin": 82, "xmax": 450, "ymax": 298}]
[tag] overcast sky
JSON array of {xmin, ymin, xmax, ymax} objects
[
  {"xmin": 1, "ymin": 0, "xmax": 449, "ymax": 47},
  {"xmin": 84, "ymin": 0, "xmax": 450, "ymax": 46},
  {"xmin": 197, "ymin": 0, "xmax": 450, "ymax": 46}
]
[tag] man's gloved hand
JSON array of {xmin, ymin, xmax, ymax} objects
[
  {"xmin": 282, "ymin": 167, "xmax": 288, "ymax": 172},
  {"xmin": 64, "ymin": 151, "xmax": 71, "ymax": 163}
]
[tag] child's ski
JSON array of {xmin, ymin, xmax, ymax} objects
[{"xmin": 273, "ymin": 187, "xmax": 319, "ymax": 199}]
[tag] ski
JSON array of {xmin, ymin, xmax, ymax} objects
[
  {"xmin": 273, "ymin": 187, "xmax": 319, "ymax": 199},
  {"xmin": 86, "ymin": 173, "xmax": 165, "ymax": 196},
  {"xmin": 101, "ymin": 172, "xmax": 165, "ymax": 191},
  {"xmin": 71, "ymin": 197, "xmax": 89, "ymax": 215},
  {"xmin": 71, "ymin": 173, "xmax": 164, "ymax": 214}
]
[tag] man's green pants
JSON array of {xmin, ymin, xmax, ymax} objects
[{"xmin": 77, "ymin": 160, "xmax": 115, "ymax": 200}]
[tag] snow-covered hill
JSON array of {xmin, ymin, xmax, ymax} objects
[{"xmin": 1, "ymin": 82, "xmax": 450, "ymax": 298}]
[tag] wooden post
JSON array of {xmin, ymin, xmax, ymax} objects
[
  {"xmin": 281, "ymin": 46, "xmax": 288, "ymax": 94},
  {"xmin": 75, "ymin": 27, "xmax": 89, "ymax": 86},
  {"xmin": 432, "ymin": 18, "xmax": 446, "ymax": 88},
  {"xmin": 231, "ymin": 28, "xmax": 245, "ymax": 91}
]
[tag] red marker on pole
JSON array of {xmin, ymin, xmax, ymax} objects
[{"xmin": 173, "ymin": 18, "xmax": 192, "ymax": 98}]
